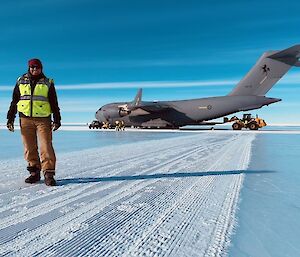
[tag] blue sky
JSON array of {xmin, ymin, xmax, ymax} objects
[{"xmin": 0, "ymin": 0, "xmax": 300, "ymax": 124}]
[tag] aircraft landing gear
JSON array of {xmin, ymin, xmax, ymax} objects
[
  {"xmin": 102, "ymin": 122, "xmax": 111, "ymax": 129},
  {"xmin": 115, "ymin": 120, "xmax": 125, "ymax": 131}
]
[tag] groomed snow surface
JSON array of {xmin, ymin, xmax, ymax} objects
[{"xmin": 0, "ymin": 133, "xmax": 255, "ymax": 256}]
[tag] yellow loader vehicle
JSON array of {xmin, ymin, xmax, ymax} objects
[{"xmin": 230, "ymin": 114, "xmax": 267, "ymax": 130}]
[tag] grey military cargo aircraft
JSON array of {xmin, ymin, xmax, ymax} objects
[{"xmin": 95, "ymin": 45, "xmax": 300, "ymax": 129}]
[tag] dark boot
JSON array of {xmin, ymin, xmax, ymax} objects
[
  {"xmin": 44, "ymin": 172, "xmax": 56, "ymax": 186},
  {"xmin": 25, "ymin": 166, "xmax": 41, "ymax": 184}
]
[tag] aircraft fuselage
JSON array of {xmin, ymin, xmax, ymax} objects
[{"xmin": 96, "ymin": 95, "xmax": 280, "ymax": 128}]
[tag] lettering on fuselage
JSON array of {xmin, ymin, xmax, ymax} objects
[{"xmin": 198, "ymin": 105, "xmax": 212, "ymax": 110}]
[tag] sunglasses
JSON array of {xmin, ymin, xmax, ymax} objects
[{"xmin": 29, "ymin": 66, "xmax": 41, "ymax": 69}]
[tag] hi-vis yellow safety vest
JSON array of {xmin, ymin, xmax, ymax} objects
[{"xmin": 17, "ymin": 75, "xmax": 53, "ymax": 117}]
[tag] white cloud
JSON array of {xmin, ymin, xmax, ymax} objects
[
  {"xmin": 0, "ymin": 71, "xmax": 298, "ymax": 92},
  {"xmin": 54, "ymin": 80, "xmax": 238, "ymax": 90},
  {"xmin": 0, "ymin": 86, "xmax": 13, "ymax": 91},
  {"xmin": 0, "ymin": 80, "xmax": 236, "ymax": 92},
  {"xmin": 56, "ymin": 72, "xmax": 300, "ymax": 90}
]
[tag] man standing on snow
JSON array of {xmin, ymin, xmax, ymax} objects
[{"xmin": 7, "ymin": 58, "xmax": 61, "ymax": 186}]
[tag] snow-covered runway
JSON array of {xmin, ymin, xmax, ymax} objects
[{"xmin": 0, "ymin": 133, "xmax": 255, "ymax": 256}]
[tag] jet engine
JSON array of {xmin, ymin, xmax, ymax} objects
[{"xmin": 118, "ymin": 104, "xmax": 131, "ymax": 117}]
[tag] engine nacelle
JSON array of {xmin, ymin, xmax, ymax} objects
[
  {"xmin": 119, "ymin": 108, "xmax": 131, "ymax": 117},
  {"xmin": 118, "ymin": 104, "xmax": 131, "ymax": 117}
]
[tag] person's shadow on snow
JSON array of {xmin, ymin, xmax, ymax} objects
[{"xmin": 56, "ymin": 170, "xmax": 275, "ymax": 186}]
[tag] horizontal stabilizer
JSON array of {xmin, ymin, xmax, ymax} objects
[{"xmin": 268, "ymin": 45, "xmax": 300, "ymax": 67}]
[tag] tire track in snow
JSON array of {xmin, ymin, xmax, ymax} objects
[
  {"xmin": 0, "ymin": 133, "xmax": 224, "ymax": 200},
  {"xmin": 0, "ymin": 134, "xmax": 230, "ymax": 254},
  {"xmin": 0, "ymin": 138, "xmax": 192, "ymax": 196},
  {"xmin": 0, "ymin": 145, "xmax": 200, "ymax": 239},
  {"xmin": 0, "ymin": 141, "xmax": 200, "ymax": 216},
  {"xmin": 30, "ymin": 137, "xmax": 232, "ymax": 257},
  {"xmin": 50, "ymin": 134, "xmax": 253, "ymax": 257},
  {"xmin": 54, "ymin": 147, "xmax": 226, "ymax": 257},
  {"xmin": 0, "ymin": 133, "xmax": 255, "ymax": 256},
  {"xmin": 202, "ymin": 135, "xmax": 253, "ymax": 257},
  {"xmin": 39, "ymin": 135, "xmax": 252, "ymax": 257},
  {"xmin": 0, "ymin": 149, "xmax": 206, "ymax": 252},
  {"xmin": 125, "ymin": 134, "xmax": 252, "ymax": 257},
  {"xmin": 0, "ymin": 132, "xmax": 230, "ymax": 217},
  {"xmin": 86, "ymin": 134, "xmax": 254, "ymax": 257}
]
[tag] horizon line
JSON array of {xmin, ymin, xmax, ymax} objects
[{"xmin": 0, "ymin": 79, "xmax": 238, "ymax": 91}]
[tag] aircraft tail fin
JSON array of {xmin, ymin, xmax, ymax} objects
[
  {"xmin": 228, "ymin": 45, "xmax": 300, "ymax": 96},
  {"xmin": 132, "ymin": 88, "xmax": 142, "ymax": 106}
]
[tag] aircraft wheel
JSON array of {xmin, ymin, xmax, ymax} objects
[{"xmin": 232, "ymin": 122, "xmax": 242, "ymax": 130}]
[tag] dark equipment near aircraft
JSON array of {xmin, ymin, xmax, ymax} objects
[
  {"xmin": 94, "ymin": 45, "xmax": 300, "ymax": 129},
  {"xmin": 89, "ymin": 120, "xmax": 102, "ymax": 129}
]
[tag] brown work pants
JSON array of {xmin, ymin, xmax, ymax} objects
[{"xmin": 20, "ymin": 117, "xmax": 56, "ymax": 175}]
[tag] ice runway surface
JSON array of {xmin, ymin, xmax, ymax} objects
[{"xmin": 0, "ymin": 133, "xmax": 256, "ymax": 256}]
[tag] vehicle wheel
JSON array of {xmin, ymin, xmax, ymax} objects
[
  {"xmin": 232, "ymin": 122, "xmax": 242, "ymax": 130},
  {"xmin": 249, "ymin": 122, "xmax": 258, "ymax": 130}
]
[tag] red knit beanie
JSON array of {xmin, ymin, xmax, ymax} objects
[{"xmin": 28, "ymin": 58, "xmax": 43, "ymax": 69}]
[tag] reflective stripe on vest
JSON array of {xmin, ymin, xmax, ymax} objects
[
  {"xmin": 20, "ymin": 95, "xmax": 49, "ymax": 101},
  {"xmin": 17, "ymin": 76, "xmax": 52, "ymax": 117}
]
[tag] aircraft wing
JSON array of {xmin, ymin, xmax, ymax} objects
[
  {"xmin": 134, "ymin": 102, "xmax": 171, "ymax": 113},
  {"xmin": 119, "ymin": 100, "xmax": 172, "ymax": 116}
]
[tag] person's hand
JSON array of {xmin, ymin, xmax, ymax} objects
[
  {"xmin": 7, "ymin": 121, "xmax": 14, "ymax": 132},
  {"xmin": 52, "ymin": 121, "xmax": 61, "ymax": 131}
]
